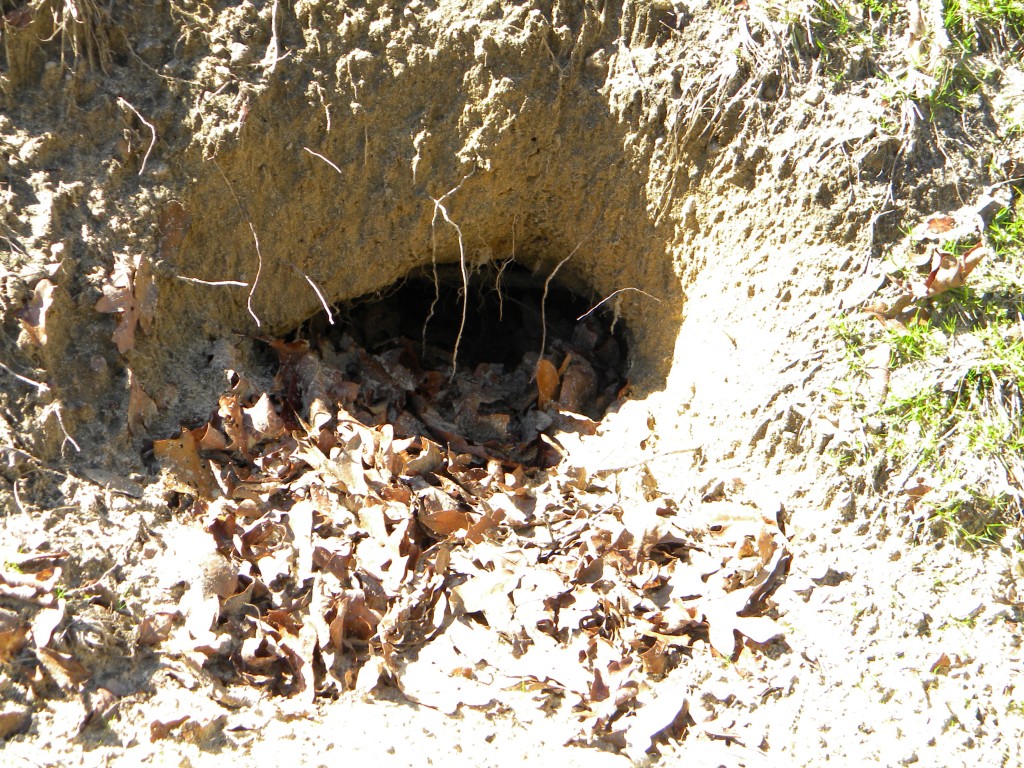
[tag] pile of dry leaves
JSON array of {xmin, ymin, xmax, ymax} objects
[
  {"xmin": 138, "ymin": 302, "xmax": 792, "ymax": 756},
  {"xmin": 3, "ymin": 280, "xmax": 792, "ymax": 758}
]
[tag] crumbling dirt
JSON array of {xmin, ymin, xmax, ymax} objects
[{"xmin": 1, "ymin": 0, "xmax": 1023, "ymax": 765}]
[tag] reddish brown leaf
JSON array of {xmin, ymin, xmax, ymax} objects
[
  {"xmin": 331, "ymin": 590, "xmax": 380, "ymax": 646},
  {"xmin": 95, "ymin": 263, "xmax": 138, "ymax": 353},
  {"xmin": 127, "ymin": 369, "xmax": 158, "ymax": 437},
  {"xmin": 150, "ymin": 716, "xmax": 190, "ymax": 741},
  {"xmin": 923, "ymin": 214, "xmax": 955, "ymax": 234}
]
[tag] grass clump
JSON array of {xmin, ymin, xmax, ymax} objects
[{"xmin": 832, "ymin": 195, "xmax": 1024, "ymax": 544}]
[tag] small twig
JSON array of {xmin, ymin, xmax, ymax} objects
[
  {"xmin": 214, "ymin": 160, "xmax": 263, "ymax": 327},
  {"xmin": 303, "ymin": 146, "xmax": 343, "ymax": 175},
  {"xmin": 302, "ymin": 273, "xmax": 334, "ymax": 325},
  {"xmin": 0, "ymin": 361, "xmax": 49, "ymax": 391},
  {"xmin": 116, "ymin": 97, "xmax": 156, "ymax": 176},
  {"xmin": 176, "ymin": 276, "xmax": 249, "ymax": 287},
  {"xmin": 577, "ymin": 287, "xmax": 660, "ymax": 321}
]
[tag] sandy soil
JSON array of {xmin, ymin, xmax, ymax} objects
[{"xmin": 1, "ymin": 0, "xmax": 1022, "ymax": 765}]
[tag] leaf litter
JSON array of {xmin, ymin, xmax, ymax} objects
[{"xmin": 136, "ymin": 273, "xmax": 792, "ymax": 758}]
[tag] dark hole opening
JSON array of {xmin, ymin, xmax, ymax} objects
[{"xmin": 287, "ymin": 261, "xmax": 630, "ymax": 468}]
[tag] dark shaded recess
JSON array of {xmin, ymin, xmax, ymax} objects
[
  {"xmin": 328, "ymin": 264, "xmax": 625, "ymax": 396},
  {"xmin": 289, "ymin": 262, "xmax": 630, "ymax": 445}
]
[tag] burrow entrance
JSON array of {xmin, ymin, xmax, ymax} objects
[{"xmin": 280, "ymin": 261, "xmax": 630, "ymax": 469}]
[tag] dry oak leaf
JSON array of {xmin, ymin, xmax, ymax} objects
[
  {"xmin": 95, "ymin": 256, "xmax": 157, "ymax": 353},
  {"xmin": 921, "ymin": 244, "xmax": 988, "ymax": 297},
  {"xmin": 154, "ymin": 428, "xmax": 216, "ymax": 497},
  {"xmin": 906, "ymin": 244, "xmax": 989, "ymax": 300},
  {"xmin": 913, "ymin": 213, "xmax": 956, "ymax": 240}
]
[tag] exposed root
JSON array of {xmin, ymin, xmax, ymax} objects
[
  {"xmin": 539, "ymin": 239, "xmax": 586, "ymax": 366},
  {"xmin": 300, "ymin": 272, "xmax": 334, "ymax": 326},
  {"xmin": 176, "ymin": 276, "xmax": 249, "ymax": 287},
  {"xmin": 427, "ymin": 169, "xmax": 475, "ymax": 373},
  {"xmin": 116, "ymin": 97, "xmax": 157, "ymax": 176},
  {"xmin": 577, "ymin": 287, "xmax": 661, "ymax": 322},
  {"xmin": 303, "ymin": 146, "xmax": 343, "ymax": 175},
  {"xmin": 213, "ymin": 160, "xmax": 263, "ymax": 327},
  {"xmin": 0, "ymin": 361, "xmax": 49, "ymax": 392}
]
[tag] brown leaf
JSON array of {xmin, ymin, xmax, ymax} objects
[
  {"xmin": 95, "ymin": 259, "xmax": 141, "ymax": 353},
  {"xmin": 420, "ymin": 506, "xmax": 471, "ymax": 537},
  {"xmin": 194, "ymin": 422, "xmax": 228, "ymax": 451},
  {"xmin": 921, "ymin": 214, "xmax": 955, "ymax": 235},
  {"xmin": 403, "ymin": 438, "xmax": 444, "ymax": 476},
  {"xmin": 0, "ymin": 708, "xmax": 31, "ymax": 740},
  {"xmin": 219, "ymin": 393, "xmax": 248, "ymax": 453},
  {"xmin": 639, "ymin": 640, "xmax": 669, "ymax": 677},
  {"xmin": 137, "ymin": 612, "xmax": 178, "ymax": 647},
  {"xmin": 35, "ymin": 647, "xmax": 90, "ymax": 689},
  {"xmin": 244, "ymin": 392, "xmax": 285, "ymax": 439},
  {"xmin": 127, "ymin": 369, "xmax": 158, "ymax": 437},
  {"xmin": 150, "ymin": 715, "xmax": 190, "ymax": 741},
  {"xmin": 0, "ymin": 612, "xmax": 30, "ymax": 663},
  {"xmin": 18, "ymin": 279, "xmax": 55, "ymax": 346},
  {"xmin": 536, "ymin": 358, "xmax": 560, "ymax": 410},
  {"xmin": 331, "ymin": 590, "xmax": 380, "ymax": 645},
  {"xmin": 154, "ymin": 428, "xmax": 216, "ymax": 497},
  {"xmin": 558, "ymin": 358, "xmax": 596, "ymax": 413},
  {"xmin": 913, "ymin": 244, "xmax": 989, "ymax": 299}
]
